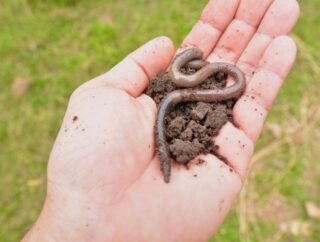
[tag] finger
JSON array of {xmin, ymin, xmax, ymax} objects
[
  {"xmin": 179, "ymin": 0, "xmax": 240, "ymax": 57},
  {"xmin": 214, "ymin": 122, "xmax": 254, "ymax": 180},
  {"xmin": 88, "ymin": 36, "xmax": 175, "ymax": 97},
  {"xmin": 237, "ymin": 0, "xmax": 300, "ymax": 80},
  {"xmin": 233, "ymin": 36, "xmax": 297, "ymax": 142},
  {"xmin": 236, "ymin": 0, "xmax": 274, "ymax": 26},
  {"xmin": 206, "ymin": 0, "xmax": 273, "ymax": 63}
]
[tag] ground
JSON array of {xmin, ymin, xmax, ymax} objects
[{"xmin": 0, "ymin": 0, "xmax": 319, "ymax": 241}]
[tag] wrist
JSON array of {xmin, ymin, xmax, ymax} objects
[
  {"xmin": 22, "ymin": 197, "xmax": 59, "ymax": 242},
  {"xmin": 22, "ymin": 196, "xmax": 87, "ymax": 242}
]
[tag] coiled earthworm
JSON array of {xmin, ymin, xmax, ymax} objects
[{"xmin": 157, "ymin": 48, "xmax": 246, "ymax": 183}]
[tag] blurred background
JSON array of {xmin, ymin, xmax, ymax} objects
[{"xmin": 0, "ymin": 0, "xmax": 319, "ymax": 241}]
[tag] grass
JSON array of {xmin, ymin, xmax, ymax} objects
[{"xmin": 0, "ymin": 0, "xmax": 319, "ymax": 241}]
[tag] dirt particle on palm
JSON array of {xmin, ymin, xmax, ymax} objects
[
  {"xmin": 72, "ymin": 116, "xmax": 78, "ymax": 122},
  {"xmin": 145, "ymin": 69, "xmax": 236, "ymax": 165}
]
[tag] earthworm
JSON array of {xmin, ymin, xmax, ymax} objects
[
  {"xmin": 186, "ymin": 59, "xmax": 228, "ymax": 81},
  {"xmin": 169, "ymin": 48, "xmax": 234, "ymax": 87},
  {"xmin": 157, "ymin": 48, "xmax": 246, "ymax": 183}
]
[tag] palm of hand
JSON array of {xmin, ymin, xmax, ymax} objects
[{"xmin": 31, "ymin": 1, "xmax": 300, "ymax": 242}]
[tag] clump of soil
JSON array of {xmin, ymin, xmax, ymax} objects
[{"xmin": 144, "ymin": 66, "xmax": 236, "ymax": 165}]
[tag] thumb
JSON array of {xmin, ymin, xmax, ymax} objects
[{"xmin": 86, "ymin": 36, "xmax": 175, "ymax": 97}]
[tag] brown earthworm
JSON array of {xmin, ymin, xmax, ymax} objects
[{"xmin": 157, "ymin": 48, "xmax": 246, "ymax": 183}]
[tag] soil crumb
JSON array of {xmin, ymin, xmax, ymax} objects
[
  {"xmin": 72, "ymin": 116, "xmax": 78, "ymax": 122},
  {"xmin": 145, "ymin": 67, "xmax": 236, "ymax": 165}
]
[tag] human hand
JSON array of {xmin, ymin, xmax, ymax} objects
[{"xmin": 23, "ymin": 0, "xmax": 299, "ymax": 241}]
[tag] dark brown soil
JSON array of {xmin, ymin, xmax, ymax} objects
[{"xmin": 144, "ymin": 66, "xmax": 236, "ymax": 165}]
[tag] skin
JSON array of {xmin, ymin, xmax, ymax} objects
[
  {"xmin": 23, "ymin": 0, "xmax": 299, "ymax": 242},
  {"xmin": 158, "ymin": 48, "xmax": 246, "ymax": 183}
]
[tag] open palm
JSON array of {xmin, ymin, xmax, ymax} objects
[{"xmin": 23, "ymin": 1, "xmax": 300, "ymax": 242}]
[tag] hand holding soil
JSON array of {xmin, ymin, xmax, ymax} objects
[
  {"xmin": 150, "ymin": 48, "xmax": 246, "ymax": 183},
  {"xmin": 23, "ymin": 1, "xmax": 300, "ymax": 242}
]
